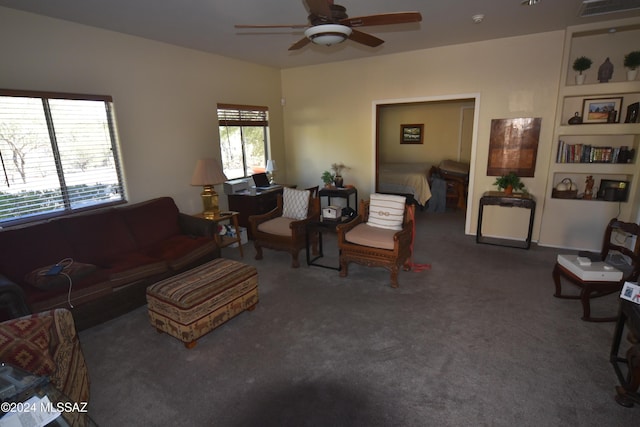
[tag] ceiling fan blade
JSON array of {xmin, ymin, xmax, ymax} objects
[
  {"xmin": 348, "ymin": 29, "xmax": 384, "ymax": 47},
  {"xmin": 289, "ymin": 37, "xmax": 312, "ymax": 51},
  {"xmin": 341, "ymin": 12, "xmax": 422, "ymax": 28},
  {"xmin": 235, "ymin": 24, "xmax": 309, "ymax": 29},
  {"xmin": 306, "ymin": 0, "xmax": 333, "ymax": 19}
]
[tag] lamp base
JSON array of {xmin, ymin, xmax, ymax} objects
[{"xmin": 201, "ymin": 185, "xmax": 220, "ymax": 219}]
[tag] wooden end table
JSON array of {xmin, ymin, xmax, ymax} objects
[{"xmin": 194, "ymin": 211, "xmax": 243, "ymax": 257}]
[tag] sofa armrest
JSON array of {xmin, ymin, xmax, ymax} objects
[
  {"xmin": 178, "ymin": 212, "xmax": 218, "ymax": 238},
  {"xmin": 0, "ymin": 274, "xmax": 31, "ymax": 320}
]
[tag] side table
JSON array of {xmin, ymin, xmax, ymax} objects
[
  {"xmin": 194, "ymin": 211, "xmax": 243, "ymax": 257},
  {"xmin": 319, "ymin": 187, "xmax": 358, "ymax": 213},
  {"xmin": 476, "ymin": 191, "xmax": 536, "ymax": 249},
  {"xmin": 306, "ymin": 217, "xmax": 352, "ymax": 270}
]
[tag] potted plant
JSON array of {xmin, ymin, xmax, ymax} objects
[
  {"xmin": 572, "ymin": 56, "xmax": 592, "ymax": 85},
  {"xmin": 624, "ymin": 50, "xmax": 640, "ymax": 81},
  {"xmin": 493, "ymin": 172, "xmax": 525, "ymax": 195},
  {"xmin": 321, "ymin": 171, "xmax": 335, "ymax": 188},
  {"xmin": 331, "ymin": 162, "xmax": 349, "ymax": 188}
]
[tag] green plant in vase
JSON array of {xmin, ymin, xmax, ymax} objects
[
  {"xmin": 321, "ymin": 171, "xmax": 335, "ymax": 188},
  {"xmin": 624, "ymin": 51, "xmax": 640, "ymax": 81},
  {"xmin": 572, "ymin": 56, "xmax": 592, "ymax": 84},
  {"xmin": 493, "ymin": 172, "xmax": 525, "ymax": 195}
]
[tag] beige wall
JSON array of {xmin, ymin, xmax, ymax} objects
[
  {"xmin": 281, "ymin": 31, "xmax": 564, "ymax": 239},
  {"xmin": 0, "ymin": 7, "xmax": 284, "ymax": 214},
  {"xmin": 378, "ymin": 100, "xmax": 473, "ymax": 165}
]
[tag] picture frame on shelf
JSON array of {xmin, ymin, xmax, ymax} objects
[
  {"xmin": 400, "ymin": 124, "xmax": 423, "ymax": 144},
  {"xmin": 581, "ymin": 97, "xmax": 623, "ymax": 124},
  {"xmin": 625, "ymin": 102, "xmax": 639, "ymax": 124}
]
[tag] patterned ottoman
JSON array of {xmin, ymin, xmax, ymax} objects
[{"xmin": 146, "ymin": 258, "xmax": 258, "ymax": 348}]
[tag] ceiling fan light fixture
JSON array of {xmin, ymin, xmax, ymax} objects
[{"xmin": 305, "ymin": 24, "xmax": 352, "ymax": 46}]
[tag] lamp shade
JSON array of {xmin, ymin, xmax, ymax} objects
[
  {"xmin": 266, "ymin": 160, "xmax": 278, "ymax": 173},
  {"xmin": 190, "ymin": 158, "xmax": 227, "ymax": 186}
]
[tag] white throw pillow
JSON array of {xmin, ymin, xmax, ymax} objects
[
  {"xmin": 282, "ymin": 187, "xmax": 310, "ymax": 220},
  {"xmin": 367, "ymin": 193, "xmax": 405, "ymax": 230}
]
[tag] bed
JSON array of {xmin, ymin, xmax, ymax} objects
[{"xmin": 378, "ymin": 163, "xmax": 432, "ymax": 206}]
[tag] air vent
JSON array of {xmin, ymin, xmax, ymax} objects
[{"xmin": 579, "ymin": 0, "xmax": 640, "ymax": 17}]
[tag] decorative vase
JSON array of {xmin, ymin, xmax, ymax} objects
[
  {"xmin": 628, "ymin": 69, "xmax": 639, "ymax": 81},
  {"xmin": 504, "ymin": 185, "xmax": 513, "ymax": 195},
  {"xmin": 334, "ymin": 175, "xmax": 344, "ymax": 188},
  {"xmin": 575, "ymin": 73, "xmax": 586, "ymax": 85}
]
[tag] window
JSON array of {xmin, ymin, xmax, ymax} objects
[
  {"xmin": 217, "ymin": 103, "xmax": 269, "ymax": 180},
  {"xmin": 0, "ymin": 90, "xmax": 126, "ymax": 226}
]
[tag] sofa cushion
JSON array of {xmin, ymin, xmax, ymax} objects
[
  {"xmin": 104, "ymin": 252, "xmax": 168, "ymax": 288},
  {"xmin": 24, "ymin": 262, "xmax": 98, "ymax": 290},
  {"xmin": 0, "ymin": 316, "xmax": 56, "ymax": 376},
  {"xmin": 0, "ymin": 221, "xmax": 74, "ymax": 284},
  {"xmin": 121, "ymin": 197, "xmax": 182, "ymax": 249},
  {"xmin": 142, "ymin": 235, "xmax": 218, "ymax": 271},
  {"xmin": 345, "ymin": 223, "xmax": 398, "ymax": 250},
  {"xmin": 367, "ymin": 193, "xmax": 405, "ymax": 231},
  {"xmin": 56, "ymin": 209, "xmax": 136, "ymax": 265}
]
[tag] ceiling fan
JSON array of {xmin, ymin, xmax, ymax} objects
[{"xmin": 235, "ymin": 0, "xmax": 422, "ymax": 51}]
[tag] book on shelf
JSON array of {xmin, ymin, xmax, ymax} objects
[{"xmin": 556, "ymin": 140, "xmax": 623, "ymax": 164}]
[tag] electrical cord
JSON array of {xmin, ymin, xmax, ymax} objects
[{"xmin": 38, "ymin": 257, "xmax": 75, "ymax": 309}]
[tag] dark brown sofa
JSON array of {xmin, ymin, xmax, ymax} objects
[{"xmin": 0, "ymin": 197, "xmax": 220, "ymax": 330}]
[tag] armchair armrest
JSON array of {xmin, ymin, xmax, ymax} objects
[
  {"xmin": 0, "ymin": 274, "xmax": 31, "ymax": 320},
  {"xmin": 178, "ymin": 212, "xmax": 218, "ymax": 238}
]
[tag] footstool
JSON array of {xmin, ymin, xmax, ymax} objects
[{"xmin": 146, "ymin": 258, "xmax": 258, "ymax": 348}]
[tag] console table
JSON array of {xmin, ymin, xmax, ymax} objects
[{"xmin": 476, "ymin": 191, "xmax": 536, "ymax": 249}]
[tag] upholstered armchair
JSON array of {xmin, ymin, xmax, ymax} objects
[
  {"xmin": 337, "ymin": 194, "xmax": 413, "ymax": 288},
  {"xmin": 249, "ymin": 187, "xmax": 320, "ymax": 268},
  {"xmin": 0, "ymin": 308, "xmax": 89, "ymax": 406}
]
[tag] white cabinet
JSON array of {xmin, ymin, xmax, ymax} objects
[{"xmin": 539, "ymin": 18, "xmax": 640, "ymax": 251}]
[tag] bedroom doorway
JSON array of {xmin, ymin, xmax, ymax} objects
[{"xmin": 373, "ymin": 94, "xmax": 480, "ymax": 234}]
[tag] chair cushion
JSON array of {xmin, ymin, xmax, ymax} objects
[
  {"xmin": 257, "ymin": 217, "xmax": 295, "ymax": 236},
  {"xmin": 367, "ymin": 193, "xmax": 405, "ymax": 231},
  {"xmin": 345, "ymin": 223, "xmax": 397, "ymax": 250},
  {"xmin": 282, "ymin": 187, "xmax": 310, "ymax": 220},
  {"xmin": 24, "ymin": 261, "xmax": 98, "ymax": 291}
]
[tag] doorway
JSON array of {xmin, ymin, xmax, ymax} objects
[{"xmin": 373, "ymin": 94, "xmax": 480, "ymax": 234}]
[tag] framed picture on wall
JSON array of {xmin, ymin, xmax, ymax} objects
[
  {"xmin": 400, "ymin": 124, "xmax": 423, "ymax": 144},
  {"xmin": 487, "ymin": 117, "xmax": 541, "ymax": 177}
]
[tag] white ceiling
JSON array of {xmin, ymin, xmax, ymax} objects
[{"xmin": 1, "ymin": 0, "xmax": 639, "ymax": 69}]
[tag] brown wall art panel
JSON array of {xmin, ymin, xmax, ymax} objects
[{"xmin": 487, "ymin": 117, "xmax": 541, "ymax": 177}]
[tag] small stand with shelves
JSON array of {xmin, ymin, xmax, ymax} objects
[{"xmin": 193, "ymin": 211, "xmax": 243, "ymax": 257}]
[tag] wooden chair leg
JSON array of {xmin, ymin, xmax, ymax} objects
[
  {"xmin": 552, "ymin": 264, "xmax": 563, "ymax": 297},
  {"xmin": 291, "ymin": 250, "xmax": 300, "ymax": 268},
  {"xmin": 390, "ymin": 266, "xmax": 399, "ymax": 288},
  {"xmin": 254, "ymin": 243, "xmax": 263, "ymax": 260}
]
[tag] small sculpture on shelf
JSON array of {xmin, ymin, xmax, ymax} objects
[
  {"xmin": 568, "ymin": 112, "xmax": 582, "ymax": 125},
  {"xmin": 597, "ymin": 57, "xmax": 614, "ymax": 83},
  {"xmin": 584, "ymin": 175, "xmax": 594, "ymax": 200}
]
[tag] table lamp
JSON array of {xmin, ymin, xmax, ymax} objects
[
  {"xmin": 266, "ymin": 159, "xmax": 277, "ymax": 184},
  {"xmin": 190, "ymin": 158, "xmax": 227, "ymax": 219}
]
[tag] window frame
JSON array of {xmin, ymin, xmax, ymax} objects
[
  {"xmin": 217, "ymin": 103, "xmax": 270, "ymax": 180},
  {"xmin": 0, "ymin": 89, "xmax": 127, "ymax": 227}
]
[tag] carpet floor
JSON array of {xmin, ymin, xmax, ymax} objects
[{"xmin": 79, "ymin": 210, "xmax": 638, "ymax": 426}]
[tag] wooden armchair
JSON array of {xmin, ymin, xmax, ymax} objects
[
  {"xmin": 249, "ymin": 187, "xmax": 320, "ymax": 268},
  {"xmin": 336, "ymin": 194, "xmax": 413, "ymax": 288},
  {"xmin": 553, "ymin": 218, "xmax": 640, "ymax": 322}
]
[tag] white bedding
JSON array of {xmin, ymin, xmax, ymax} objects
[{"xmin": 378, "ymin": 163, "xmax": 432, "ymax": 206}]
